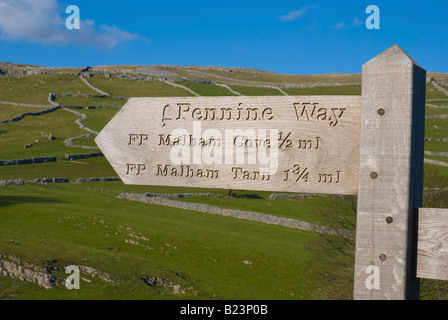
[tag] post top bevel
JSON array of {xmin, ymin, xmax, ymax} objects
[{"xmin": 363, "ymin": 44, "xmax": 424, "ymax": 70}]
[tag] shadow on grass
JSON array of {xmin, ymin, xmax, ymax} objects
[{"xmin": 0, "ymin": 195, "xmax": 64, "ymax": 208}]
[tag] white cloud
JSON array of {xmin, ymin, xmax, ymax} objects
[
  {"xmin": 331, "ymin": 17, "xmax": 363, "ymax": 30},
  {"xmin": 331, "ymin": 21, "xmax": 347, "ymax": 30},
  {"xmin": 0, "ymin": 0, "xmax": 141, "ymax": 50},
  {"xmin": 278, "ymin": 5, "xmax": 318, "ymax": 22},
  {"xmin": 353, "ymin": 17, "xmax": 363, "ymax": 26},
  {"xmin": 68, "ymin": 19, "xmax": 141, "ymax": 51}
]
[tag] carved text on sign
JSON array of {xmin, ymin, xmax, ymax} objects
[
  {"xmin": 162, "ymin": 103, "xmax": 274, "ymax": 126},
  {"xmin": 95, "ymin": 96, "xmax": 361, "ymax": 195}
]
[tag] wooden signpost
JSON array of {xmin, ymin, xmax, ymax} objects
[
  {"xmin": 95, "ymin": 45, "xmax": 448, "ymax": 300},
  {"xmin": 353, "ymin": 45, "xmax": 426, "ymax": 300},
  {"xmin": 96, "ymin": 96, "xmax": 361, "ymax": 195}
]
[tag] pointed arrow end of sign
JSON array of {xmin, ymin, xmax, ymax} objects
[{"xmin": 94, "ymin": 100, "xmax": 144, "ymax": 184}]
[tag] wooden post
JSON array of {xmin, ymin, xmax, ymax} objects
[{"xmin": 353, "ymin": 45, "xmax": 426, "ymax": 300}]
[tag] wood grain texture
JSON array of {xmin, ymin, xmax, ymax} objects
[
  {"xmin": 95, "ymin": 95, "xmax": 361, "ymax": 195},
  {"xmin": 353, "ymin": 45, "xmax": 426, "ymax": 300},
  {"xmin": 417, "ymin": 208, "xmax": 448, "ymax": 281}
]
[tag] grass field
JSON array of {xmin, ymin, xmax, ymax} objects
[
  {"xmin": 0, "ymin": 108, "xmax": 90, "ymax": 160},
  {"xmin": 229, "ymin": 85, "xmax": 284, "ymax": 96},
  {"xmin": 164, "ymin": 66, "xmax": 362, "ymax": 87},
  {"xmin": 0, "ymin": 105, "xmax": 50, "ymax": 122},
  {"xmin": 174, "ymin": 81, "xmax": 236, "ymax": 96},
  {"xmin": 426, "ymin": 118, "xmax": 448, "ymax": 139},
  {"xmin": 0, "ymin": 183, "xmax": 347, "ymax": 300},
  {"xmin": 425, "ymin": 140, "xmax": 448, "ymax": 153},
  {"xmin": 426, "ymin": 103, "xmax": 448, "ymax": 116},
  {"xmin": 1, "ymin": 67, "xmax": 448, "ymax": 300},
  {"xmin": 0, "ymin": 74, "xmax": 97, "ymax": 104},
  {"xmin": 87, "ymin": 77, "xmax": 194, "ymax": 97},
  {"xmin": 283, "ymin": 85, "xmax": 361, "ymax": 96},
  {"xmin": 54, "ymin": 95, "xmax": 126, "ymax": 108},
  {"xmin": 427, "ymin": 81, "xmax": 448, "ymax": 100}
]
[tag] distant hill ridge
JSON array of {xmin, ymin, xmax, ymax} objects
[{"xmin": 1, "ymin": 62, "xmax": 447, "ymax": 88}]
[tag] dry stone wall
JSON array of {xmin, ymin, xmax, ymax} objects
[
  {"xmin": 0, "ymin": 106, "xmax": 61, "ymax": 124},
  {"xmin": 118, "ymin": 192, "xmax": 354, "ymax": 238},
  {"xmin": 0, "ymin": 156, "xmax": 57, "ymax": 166}
]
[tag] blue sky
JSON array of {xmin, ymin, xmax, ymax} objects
[{"xmin": 0, "ymin": 0, "xmax": 447, "ymax": 74}]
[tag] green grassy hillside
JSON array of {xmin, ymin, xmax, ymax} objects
[{"xmin": 1, "ymin": 64, "xmax": 447, "ymax": 300}]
